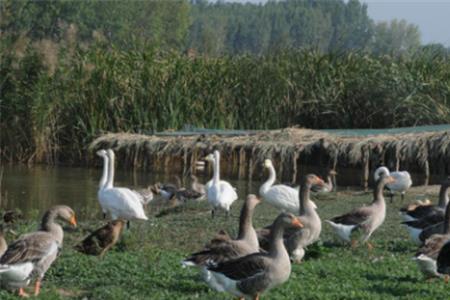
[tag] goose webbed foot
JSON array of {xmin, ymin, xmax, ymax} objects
[
  {"xmin": 18, "ymin": 288, "xmax": 29, "ymax": 298},
  {"xmin": 34, "ymin": 279, "xmax": 41, "ymax": 296}
]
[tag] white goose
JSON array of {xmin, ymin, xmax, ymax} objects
[
  {"xmin": 374, "ymin": 166, "xmax": 412, "ymax": 202},
  {"xmin": 259, "ymin": 159, "xmax": 300, "ymax": 214},
  {"xmin": 204, "ymin": 150, "xmax": 238, "ymax": 217},
  {"xmin": 97, "ymin": 149, "xmax": 148, "ymax": 222}
]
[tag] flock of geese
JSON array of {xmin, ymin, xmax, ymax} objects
[{"xmin": 0, "ymin": 148, "xmax": 449, "ymax": 299}]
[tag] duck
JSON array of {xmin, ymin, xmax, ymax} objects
[
  {"xmin": 400, "ymin": 176, "xmax": 450, "ymax": 222},
  {"xmin": 206, "ymin": 213, "xmax": 303, "ymax": 300},
  {"xmin": 437, "ymin": 240, "xmax": 450, "ymax": 282},
  {"xmin": 2, "ymin": 210, "xmax": 23, "ymax": 225},
  {"xmin": 374, "ymin": 166, "xmax": 412, "ymax": 202},
  {"xmin": 325, "ymin": 173, "xmax": 395, "ymax": 250},
  {"xmin": 75, "ymin": 220, "xmax": 125, "ymax": 257},
  {"xmin": 96, "ymin": 149, "xmax": 148, "ymax": 222},
  {"xmin": 258, "ymin": 174, "xmax": 325, "ymax": 263},
  {"xmin": 259, "ymin": 159, "xmax": 299, "ymax": 214},
  {"xmin": 413, "ymin": 198, "xmax": 450, "ymax": 278},
  {"xmin": 0, "ymin": 205, "xmax": 76, "ymax": 297},
  {"xmin": 204, "ymin": 150, "xmax": 238, "ymax": 217},
  {"xmin": 182, "ymin": 194, "xmax": 261, "ymax": 291},
  {"xmin": 190, "ymin": 174, "xmax": 206, "ymax": 200},
  {"xmin": 311, "ymin": 170, "xmax": 337, "ymax": 193}
]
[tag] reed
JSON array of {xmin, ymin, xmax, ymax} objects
[{"xmin": 1, "ymin": 41, "xmax": 449, "ymax": 164}]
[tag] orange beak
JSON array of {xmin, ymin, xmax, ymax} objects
[
  {"xmin": 387, "ymin": 176, "xmax": 396, "ymax": 184},
  {"xmin": 291, "ymin": 217, "xmax": 304, "ymax": 228},
  {"xmin": 69, "ymin": 215, "xmax": 77, "ymax": 227}
]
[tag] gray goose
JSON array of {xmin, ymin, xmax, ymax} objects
[
  {"xmin": 414, "ymin": 198, "xmax": 450, "ymax": 278},
  {"xmin": 437, "ymin": 240, "xmax": 450, "ymax": 282},
  {"xmin": 182, "ymin": 195, "xmax": 261, "ymax": 291},
  {"xmin": 75, "ymin": 220, "xmax": 125, "ymax": 257},
  {"xmin": 258, "ymin": 174, "xmax": 324, "ymax": 263},
  {"xmin": 401, "ymin": 176, "xmax": 450, "ymax": 222},
  {"xmin": 0, "ymin": 205, "xmax": 76, "ymax": 297},
  {"xmin": 402, "ymin": 177, "xmax": 450, "ymax": 244},
  {"xmin": 325, "ymin": 174, "xmax": 395, "ymax": 250},
  {"xmin": 207, "ymin": 213, "xmax": 303, "ymax": 300}
]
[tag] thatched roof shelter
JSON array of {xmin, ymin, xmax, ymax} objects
[{"xmin": 90, "ymin": 128, "xmax": 450, "ymax": 187}]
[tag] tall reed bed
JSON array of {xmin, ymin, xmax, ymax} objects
[{"xmin": 1, "ymin": 42, "xmax": 449, "ymax": 164}]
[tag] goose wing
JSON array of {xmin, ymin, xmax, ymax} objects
[
  {"xmin": 0, "ymin": 232, "xmax": 58, "ymax": 265},
  {"xmin": 208, "ymin": 253, "xmax": 269, "ymax": 280},
  {"xmin": 331, "ymin": 207, "xmax": 372, "ymax": 226}
]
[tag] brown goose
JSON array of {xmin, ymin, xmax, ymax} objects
[
  {"xmin": 414, "ymin": 198, "xmax": 450, "ymax": 278},
  {"xmin": 207, "ymin": 213, "xmax": 303, "ymax": 300},
  {"xmin": 401, "ymin": 176, "xmax": 450, "ymax": 222},
  {"xmin": 311, "ymin": 170, "xmax": 337, "ymax": 193},
  {"xmin": 325, "ymin": 174, "xmax": 395, "ymax": 250},
  {"xmin": 182, "ymin": 195, "xmax": 261, "ymax": 291},
  {"xmin": 258, "ymin": 174, "xmax": 324, "ymax": 263},
  {"xmin": 0, "ymin": 205, "xmax": 76, "ymax": 297},
  {"xmin": 75, "ymin": 220, "xmax": 125, "ymax": 257}
]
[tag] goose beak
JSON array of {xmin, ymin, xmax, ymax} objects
[
  {"xmin": 291, "ymin": 217, "xmax": 303, "ymax": 228},
  {"xmin": 69, "ymin": 215, "xmax": 77, "ymax": 227},
  {"xmin": 387, "ymin": 176, "xmax": 396, "ymax": 184}
]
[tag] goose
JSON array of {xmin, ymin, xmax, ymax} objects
[
  {"xmin": 207, "ymin": 213, "xmax": 303, "ymax": 300},
  {"xmin": 311, "ymin": 170, "xmax": 337, "ymax": 193},
  {"xmin": 258, "ymin": 174, "xmax": 325, "ymax": 263},
  {"xmin": 401, "ymin": 176, "xmax": 450, "ymax": 222},
  {"xmin": 75, "ymin": 220, "xmax": 125, "ymax": 257},
  {"xmin": 97, "ymin": 149, "xmax": 148, "ymax": 222},
  {"xmin": 374, "ymin": 166, "xmax": 412, "ymax": 202},
  {"xmin": 107, "ymin": 149, "xmax": 154, "ymax": 207},
  {"xmin": 437, "ymin": 239, "xmax": 450, "ymax": 282},
  {"xmin": 402, "ymin": 177, "xmax": 450, "ymax": 244},
  {"xmin": 259, "ymin": 159, "xmax": 299, "ymax": 214},
  {"xmin": 0, "ymin": 205, "xmax": 76, "ymax": 297},
  {"xmin": 325, "ymin": 173, "xmax": 395, "ymax": 250},
  {"xmin": 204, "ymin": 150, "xmax": 238, "ymax": 217},
  {"xmin": 182, "ymin": 194, "xmax": 261, "ymax": 291},
  {"xmin": 414, "ymin": 199, "xmax": 450, "ymax": 278}
]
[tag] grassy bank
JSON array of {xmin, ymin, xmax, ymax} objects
[
  {"xmin": 0, "ymin": 186, "xmax": 448, "ymax": 299},
  {"xmin": 1, "ymin": 41, "xmax": 450, "ymax": 164}
]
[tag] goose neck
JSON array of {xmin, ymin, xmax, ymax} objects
[
  {"xmin": 40, "ymin": 210, "xmax": 64, "ymax": 244},
  {"xmin": 99, "ymin": 155, "xmax": 108, "ymax": 190},
  {"xmin": 438, "ymin": 184, "xmax": 450, "ymax": 208},
  {"xmin": 106, "ymin": 152, "xmax": 115, "ymax": 189},
  {"xmin": 261, "ymin": 165, "xmax": 276, "ymax": 194}
]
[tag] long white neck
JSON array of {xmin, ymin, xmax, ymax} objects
[
  {"xmin": 106, "ymin": 152, "xmax": 115, "ymax": 189},
  {"xmin": 99, "ymin": 155, "xmax": 109, "ymax": 190},
  {"xmin": 213, "ymin": 152, "xmax": 220, "ymax": 185},
  {"xmin": 260, "ymin": 164, "xmax": 276, "ymax": 195}
]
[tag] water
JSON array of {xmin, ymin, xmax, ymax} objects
[{"xmin": 0, "ymin": 164, "xmax": 262, "ymax": 218}]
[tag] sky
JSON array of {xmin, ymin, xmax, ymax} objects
[{"xmin": 227, "ymin": 0, "xmax": 450, "ymax": 47}]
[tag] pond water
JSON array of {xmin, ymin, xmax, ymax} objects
[{"xmin": 0, "ymin": 164, "xmax": 262, "ymax": 219}]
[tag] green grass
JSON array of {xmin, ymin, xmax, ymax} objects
[{"xmin": 1, "ymin": 189, "xmax": 449, "ymax": 299}]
